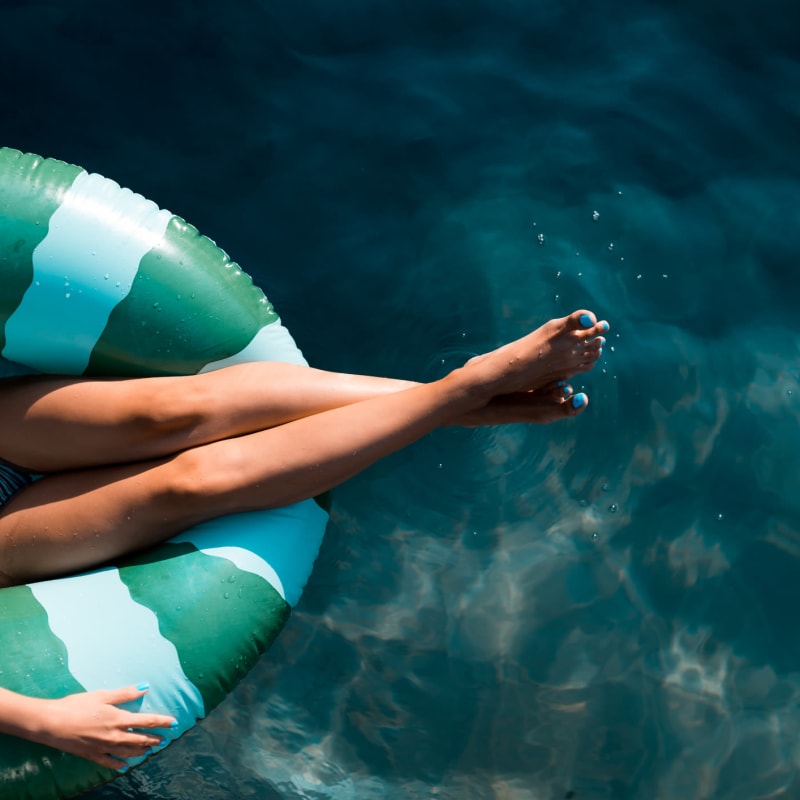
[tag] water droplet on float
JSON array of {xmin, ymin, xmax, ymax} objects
[
  {"xmin": 537, "ymin": 233, "xmax": 545, "ymax": 246},
  {"xmin": 104, "ymin": 273, "xmax": 109, "ymax": 280},
  {"xmin": 592, "ymin": 210, "xmax": 600, "ymax": 222}
]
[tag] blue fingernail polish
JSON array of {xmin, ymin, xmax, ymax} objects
[
  {"xmin": 571, "ymin": 393, "xmax": 587, "ymax": 409},
  {"xmin": 580, "ymin": 313, "xmax": 593, "ymax": 328},
  {"xmin": 119, "ymin": 765, "xmax": 129, "ymax": 774},
  {"xmin": 169, "ymin": 720, "xmax": 179, "ymax": 729},
  {"xmin": 136, "ymin": 682, "xmax": 149, "ymax": 692}
]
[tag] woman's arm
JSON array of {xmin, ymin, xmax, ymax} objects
[{"xmin": 0, "ymin": 685, "xmax": 177, "ymax": 770}]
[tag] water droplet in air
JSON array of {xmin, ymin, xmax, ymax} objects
[
  {"xmin": 608, "ymin": 503, "xmax": 618, "ymax": 513},
  {"xmin": 788, "ymin": 389, "xmax": 794, "ymax": 397},
  {"xmin": 607, "ymin": 243, "xmax": 614, "ymax": 252},
  {"xmin": 537, "ymin": 233, "xmax": 545, "ymax": 246},
  {"xmin": 592, "ymin": 210, "xmax": 600, "ymax": 222},
  {"xmin": 717, "ymin": 513, "xmax": 724, "ymax": 521},
  {"xmin": 602, "ymin": 483, "xmax": 610, "ymax": 492},
  {"xmin": 591, "ymin": 532, "xmax": 599, "ymax": 540}
]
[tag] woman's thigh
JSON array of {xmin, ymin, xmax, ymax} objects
[
  {"xmin": 0, "ymin": 375, "xmax": 195, "ymax": 472},
  {"xmin": 0, "ymin": 454, "xmax": 201, "ymax": 586}
]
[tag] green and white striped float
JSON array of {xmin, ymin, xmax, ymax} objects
[{"xmin": 0, "ymin": 148, "xmax": 329, "ymax": 800}]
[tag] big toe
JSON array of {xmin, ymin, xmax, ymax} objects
[
  {"xmin": 566, "ymin": 391, "xmax": 589, "ymax": 416},
  {"xmin": 567, "ymin": 309, "xmax": 610, "ymax": 339}
]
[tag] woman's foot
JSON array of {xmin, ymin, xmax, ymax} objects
[
  {"xmin": 456, "ymin": 310, "xmax": 608, "ymax": 402},
  {"xmin": 455, "ymin": 380, "xmax": 590, "ymax": 427}
]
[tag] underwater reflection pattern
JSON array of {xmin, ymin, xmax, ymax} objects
[{"xmin": 3, "ymin": 0, "xmax": 798, "ymax": 797}]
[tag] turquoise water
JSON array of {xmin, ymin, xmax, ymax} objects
[{"xmin": 3, "ymin": 0, "xmax": 800, "ymax": 797}]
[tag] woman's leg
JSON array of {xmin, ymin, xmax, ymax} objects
[
  {"xmin": 0, "ymin": 309, "xmax": 607, "ymax": 585},
  {"xmin": 0, "ymin": 313, "xmax": 607, "ymax": 472}
]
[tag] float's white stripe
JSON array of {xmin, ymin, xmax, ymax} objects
[
  {"xmin": 173, "ymin": 500, "xmax": 328, "ymax": 606},
  {"xmin": 199, "ymin": 321, "xmax": 308, "ymax": 371},
  {"xmin": 2, "ymin": 172, "xmax": 172, "ymax": 373},
  {"xmin": 30, "ymin": 568, "xmax": 203, "ymax": 756}
]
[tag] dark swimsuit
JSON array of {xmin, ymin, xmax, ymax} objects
[{"xmin": 0, "ymin": 458, "xmax": 34, "ymax": 511}]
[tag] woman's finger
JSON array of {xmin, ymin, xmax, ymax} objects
[
  {"xmin": 121, "ymin": 712, "xmax": 178, "ymax": 731},
  {"xmin": 98, "ymin": 684, "xmax": 149, "ymax": 705},
  {"xmin": 87, "ymin": 751, "xmax": 129, "ymax": 771}
]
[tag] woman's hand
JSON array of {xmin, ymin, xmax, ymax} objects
[{"xmin": 0, "ymin": 684, "xmax": 177, "ymax": 770}]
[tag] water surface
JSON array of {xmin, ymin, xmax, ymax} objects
[{"xmin": 2, "ymin": 1, "xmax": 799, "ymax": 797}]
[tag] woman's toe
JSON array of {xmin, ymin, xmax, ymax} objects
[{"xmin": 567, "ymin": 392, "xmax": 589, "ymax": 415}]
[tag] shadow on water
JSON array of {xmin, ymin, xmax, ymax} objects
[{"xmin": 2, "ymin": 0, "xmax": 800, "ymax": 798}]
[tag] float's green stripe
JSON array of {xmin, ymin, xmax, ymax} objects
[
  {"xmin": 0, "ymin": 583, "xmax": 82, "ymax": 698},
  {"xmin": 0, "ymin": 739, "xmax": 112, "ymax": 800},
  {"xmin": 117, "ymin": 543, "xmax": 291, "ymax": 711},
  {"xmin": 86, "ymin": 217, "xmax": 279, "ymax": 377},
  {"xmin": 0, "ymin": 148, "xmax": 82, "ymax": 355},
  {"xmin": 0, "ymin": 584, "xmax": 107, "ymax": 800}
]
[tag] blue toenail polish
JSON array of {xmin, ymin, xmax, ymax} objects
[
  {"xmin": 580, "ymin": 314, "xmax": 593, "ymax": 328},
  {"xmin": 598, "ymin": 348, "xmax": 603, "ymax": 357},
  {"xmin": 563, "ymin": 385, "xmax": 571, "ymax": 395},
  {"xmin": 571, "ymin": 393, "xmax": 587, "ymax": 409},
  {"xmin": 601, "ymin": 321, "xmax": 609, "ymax": 331},
  {"xmin": 556, "ymin": 380, "xmax": 564, "ymax": 387}
]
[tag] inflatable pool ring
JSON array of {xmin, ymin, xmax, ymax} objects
[{"xmin": 0, "ymin": 147, "xmax": 329, "ymax": 800}]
